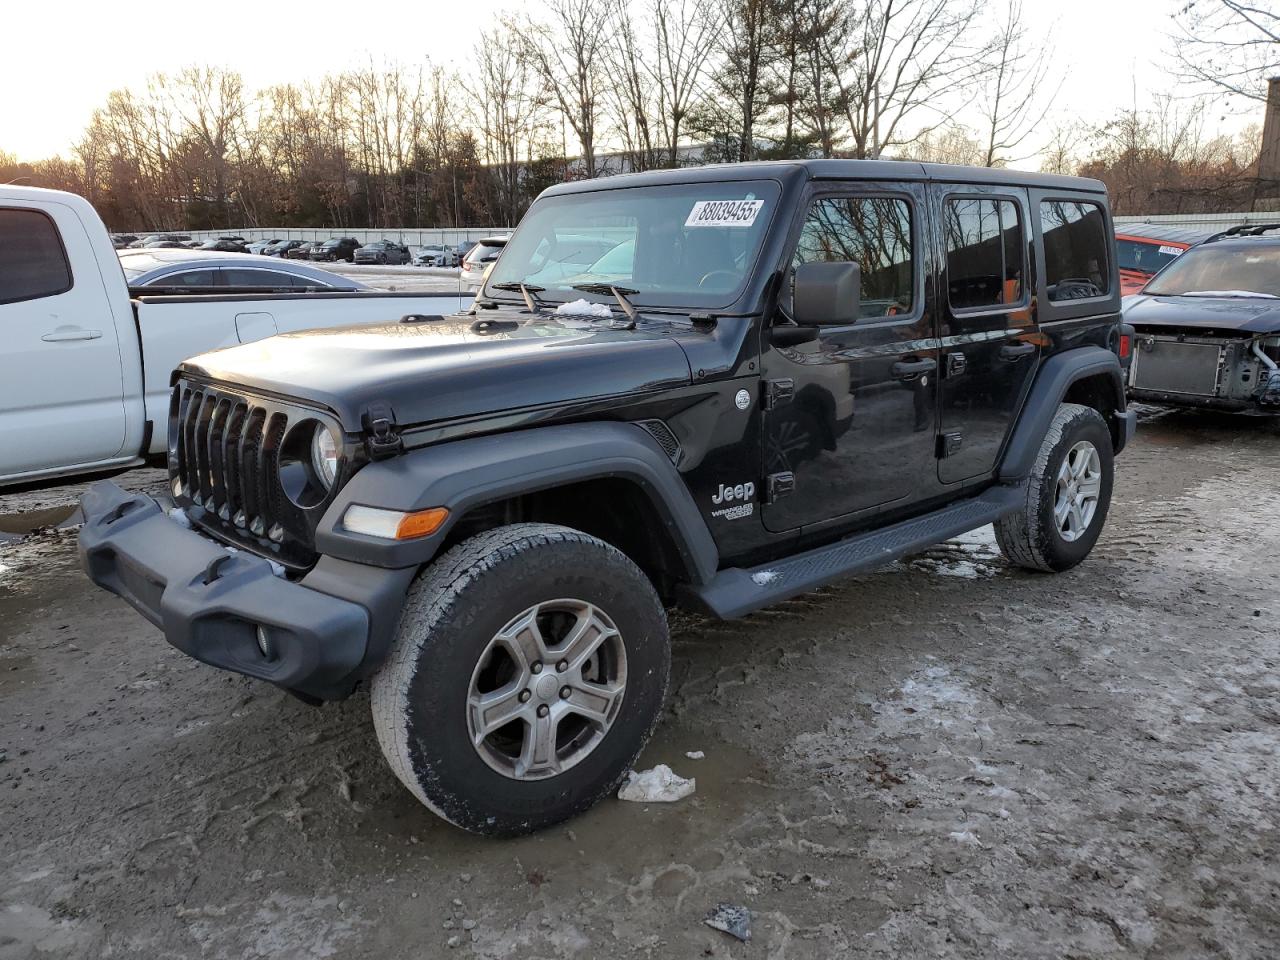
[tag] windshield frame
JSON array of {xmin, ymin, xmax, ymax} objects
[{"xmin": 483, "ymin": 178, "xmax": 783, "ymax": 312}]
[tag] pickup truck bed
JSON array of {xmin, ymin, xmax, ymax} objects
[{"xmin": 0, "ymin": 184, "xmax": 469, "ymax": 488}]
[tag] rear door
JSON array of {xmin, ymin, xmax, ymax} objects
[
  {"xmin": 0, "ymin": 203, "xmax": 128, "ymax": 476},
  {"xmin": 761, "ymin": 181, "xmax": 939, "ymax": 531},
  {"xmin": 933, "ymin": 185, "xmax": 1038, "ymax": 484}
]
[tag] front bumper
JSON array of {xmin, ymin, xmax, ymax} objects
[{"xmin": 78, "ymin": 480, "xmax": 389, "ymax": 701}]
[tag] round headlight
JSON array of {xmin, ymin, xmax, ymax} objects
[{"xmin": 311, "ymin": 425, "xmax": 339, "ymax": 488}]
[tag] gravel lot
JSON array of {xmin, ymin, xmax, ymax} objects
[{"xmin": 2, "ymin": 407, "xmax": 1278, "ymax": 959}]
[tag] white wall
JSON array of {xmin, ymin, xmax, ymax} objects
[{"xmin": 1113, "ymin": 212, "xmax": 1270, "ymax": 230}]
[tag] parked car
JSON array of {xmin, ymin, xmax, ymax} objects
[
  {"xmin": 118, "ymin": 249, "xmax": 366, "ymax": 291},
  {"xmin": 132, "ymin": 233, "xmax": 192, "ymax": 248},
  {"xmin": 0, "ymin": 184, "xmax": 472, "ymax": 489},
  {"xmin": 453, "ymin": 240, "xmax": 477, "ymax": 265},
  {"xmin": 111, "ymin": 234, "xmax": 138, "ymax": 250},
  {"xmin": 76, "ymin": 161, "xmax": 1134, "ymax": 837},
  {"xmin": 198, "ymin": 239, "xmax": 249, "ymax": 254},
  {"xmin": 144, "ymin": 240, "xmax": 192, "ymax": 249},
  {"xmin": 310, "ymin": 237, "xmax": 362, "ymax": 262},
  {"xmin": 1125, "ymin": 224, "xmax": 1280, "ymax": 413},
  {"xmin": 246, "ymin": 238, "xmax": 281, "ymax": 255},
  {"xmin": 354, "ymin": 240, "xmax": 412, "ymax": 265},
  {"xmin": 265, "ymin": 239, "xmax": 305, "ymax": 258},
  {"xmin": 285, "ymin": 241, "xmax": 317, "ymax": 260},
  {"xmin": 412, "ymin": 244, "xmax": 453, "ymax": 267},
  {"xmin": 1114, "ymin": 223, "xmax": 1212, "ymax": 295},
  {"xmin": 459, "ymin": 235, "xmax": 509, "ymax": 289}
]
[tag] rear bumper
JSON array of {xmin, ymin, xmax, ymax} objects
[{"xmin": 78, "ymin": 480, "xmax": 399, "ymax": 701}]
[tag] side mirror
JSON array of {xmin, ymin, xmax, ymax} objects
[{"xmin": 793, "ymin": 261, "xmax": 861, "ymax": 326}]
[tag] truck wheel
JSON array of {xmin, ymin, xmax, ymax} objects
[
  {"xmin": 371, "ymin": 523, "xmax": 669, "ymax": 835},
  {"xmin": 994, "ymin": 403, "xmax": 1114, "ymax": 572}
]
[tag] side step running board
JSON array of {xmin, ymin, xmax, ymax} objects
[{"xmin": 680, "ymin": 485, "xmax": 1024, "ymax": 619}]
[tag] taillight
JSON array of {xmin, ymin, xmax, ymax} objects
[{"xmin": 1118, "ymin": 334, "xmax": 1131, "ymax": 360}]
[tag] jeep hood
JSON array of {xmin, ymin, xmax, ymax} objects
[
  {"xmin": 180, "ymin": 314, "xmax": 693, "ymax": 427},
  {"xmin": 1123, "ymin": 294, "xmax": 1280, "ymax": 335}
]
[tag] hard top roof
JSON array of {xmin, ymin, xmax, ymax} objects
[
  {"xmin": 1114, "ymin": 222, "xmax": 1215, "ymax": 246},
  {"xmin": 541, "ymin": 159, "xmax": 1106, "ymax": 198}
]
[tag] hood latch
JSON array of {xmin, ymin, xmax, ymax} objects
[{"xmin": 361, "ymin": 402, "xmax": 403, "ymax": 460}]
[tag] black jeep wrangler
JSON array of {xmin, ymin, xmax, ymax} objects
[{"xmin": 79, "ymin": 161, "xmax": 1135, "ymax": 835}]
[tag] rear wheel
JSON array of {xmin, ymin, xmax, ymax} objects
[
  {"xmin": 995, "ymin": 403, "xmax": 1114, "ymax": 572},
  {"xmin": 371, "ymin": 523, "xmax": 670, "ymax": 835}
]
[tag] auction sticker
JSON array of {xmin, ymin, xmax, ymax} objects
[{"xmin": 686, "ymin": 199, "xmax": 764, "ymax": 228}]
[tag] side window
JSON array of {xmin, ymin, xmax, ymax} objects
[
  {"xmin": 791, "ymin": 196, "xmax": 914, "ymax": 319},
  {"xmin": 1040, "ymin": 200, "xmax": 1110, "ymax": 301},
  {"xmin": 944, "ymin": 197, "xmax": 1025, "ymax": 310},
  {"xmin": 223, "ymin": 269, "xmax": 283, "ymax": 288},
  {"xmin": 0, "ymin": 208, "xmax": 73, "ymax": 305},
  {"xmin": 150, "ymin": 269, "xmax": 219, "ymax": 288}
]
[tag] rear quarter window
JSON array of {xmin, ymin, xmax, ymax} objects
[
  {"xmin": 0, "ymin": 208, "xmax": 73, "ymax": 305},
  {"xmin": 1040, "ymin": 200, "xmax": 1110, "ymax": 301}
]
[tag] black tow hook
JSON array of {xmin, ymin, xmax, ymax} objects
[
  {"xmin": 202, "ymin": 554, "xmax": 235, "ymax": 586},
  {"xmin": 101, "ymin": 500, "xmax": 138, "ymax": 526}
]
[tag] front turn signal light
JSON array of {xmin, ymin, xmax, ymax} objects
[{"xmin": 342, "ymin": 505, "xmax": 449, "ymax": 540}]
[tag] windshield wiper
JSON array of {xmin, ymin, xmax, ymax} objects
[
  {"xmin": 489, "ymin": 281, "xmax": 548, "ymax": 312},
  {"xmin": 571, "ymin": 283, "xmax": 639, "ymax": 326}
]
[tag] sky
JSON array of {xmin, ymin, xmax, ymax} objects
[{"xmin": 0, "ymin": 0, "xmax": 1259, "ymax": 165}]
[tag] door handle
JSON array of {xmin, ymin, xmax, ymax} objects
[
  {"xmin": 891, "ymin": 357, "xmax": 937, "ymax": 380},
  {"xmin": 42, "ymin": 327, "xmax": 103, "ymax": 342},
  {"xmin": 1000, "ymin": 342, "xmax": 1036, "ymax": 361}
]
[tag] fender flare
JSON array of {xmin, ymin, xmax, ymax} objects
[
  {"xmin": 314, "ymin": 421, "xmax": 720, "ymax": 582},
  {"xmin": 998, "ymin": 346, "xmax": 1127, "ymax": 483}
]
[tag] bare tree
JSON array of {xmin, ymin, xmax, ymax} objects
[
  {"xmin": 823, "ymin": 0, "xmax": 990, "ymax": 159},
  {"xmin": 976, "ymin": 0, "xmax": 1058, "ymax": 167},
  {"xmin": 473, "ymin": 27, "xmax": 543, "ymax": 225},
  {"xmin": 604, "ymin": 0, "xmax": 662, "ymax": 172},
  {"xmin": 903, "ymin": 123, "xmax": 987, "ymax": 164},
  {"xmin": 1171, "ymin": 0, "xmax": 1280, "ymax": 107},
  {"xmin": 1038, "ymin": 121, "xmax": 1083, "ymax": 175},
  {"xmin": 519, "ymin": 0, "xmax": 615, "ymax": 176},
  {"xmin": 649, "ymin": 0, "xmax": 722, "ymax": 167},
  {"xmin": 712, "ymin": 0, "xmax": 781, "ymax": 161}
]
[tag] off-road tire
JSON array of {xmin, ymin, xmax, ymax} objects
[
  {"xmin": 370, "ymin": 523, "xmax": 669, "ymax": 836},
  {"xmin": 995, "ymin": 403, "xmax": 1114, "ymax": 572}
]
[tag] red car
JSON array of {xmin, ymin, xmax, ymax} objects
[{"xmin": 1114, "ymin": 224, "xmax": 1212, "ymax": 295}]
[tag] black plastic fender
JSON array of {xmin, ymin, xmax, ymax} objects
[
  {"xmin": 314, "ymin": 421, "xmax": 720, "ymax": 582},
  {"xmin": 998, "ymin": 346, "xmax": 1128, "ymax": 482}
]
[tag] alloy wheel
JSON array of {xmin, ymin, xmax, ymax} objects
[{"xmin": 466, "ymin": 599, "xmax": 627, "ymax": 781}]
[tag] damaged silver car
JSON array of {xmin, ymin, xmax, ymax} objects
[{"xmin": 1124, "ymin": 224, "xmax": 1280, "ymax": 413}]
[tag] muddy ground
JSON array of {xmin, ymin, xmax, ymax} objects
[{"xmin": 2, "ymin": 408, "xmax": 1278, "ymax": 959}]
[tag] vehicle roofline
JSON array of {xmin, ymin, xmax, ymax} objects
[{"xmin": 537, "ymin": 159, "xmax": 1107, "ymax": 200}]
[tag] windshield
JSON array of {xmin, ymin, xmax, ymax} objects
[
  {"xmin": 486, "ymin": 180, "xmax": 780, "ymax": 308},
  {"xmin": 1144, "ymin": 244, "xmax": 1280, "ymax": 298},
  {"xmin": 1117, "ymin": 238, "xmax": 1185, "ymax": 274}
]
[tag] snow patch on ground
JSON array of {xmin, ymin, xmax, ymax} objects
[{"xmin": 907, "ymin": 524, "xmax": 1002, "ymax": 579}]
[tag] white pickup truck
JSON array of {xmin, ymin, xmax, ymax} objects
[{"xmin": 0, "ymin": 185, "xmax": 469, "ymax": 488}]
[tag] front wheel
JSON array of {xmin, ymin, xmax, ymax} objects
[
  {"xmin": 370, "ymin": 523, "xmax": 670, "ymax": 835},
  {"xmin": 995, "ymin": 403, "xmax": 1115, "ymax": 572}
]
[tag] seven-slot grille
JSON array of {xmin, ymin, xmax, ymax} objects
[{"xmin": 169, "ymin": 380, "xmax": 315, "ymax": 566}]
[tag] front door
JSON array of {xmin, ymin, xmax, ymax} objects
[
  {"xmin": 933, "ymin": 185, "xmax": 1039, "ymax": 484},
  {"xmin": 762, "ymin": 184, "xmax": 939, "ymax": 532},
  {"xmin": 0, "ymin": 202, "xmax": 127, "ymax": 478}
]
